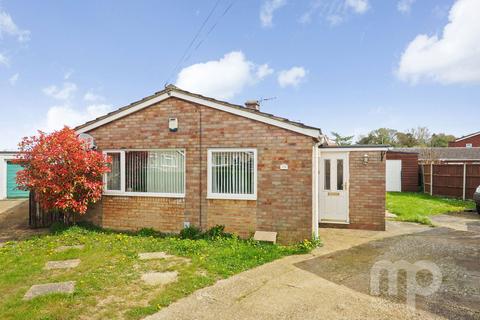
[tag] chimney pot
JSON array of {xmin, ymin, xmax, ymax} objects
[{"xmin": 245, "ymin": 100, "xmax": 260, "ymax": 111}]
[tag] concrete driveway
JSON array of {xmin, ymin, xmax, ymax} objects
[
  {"xmin": 0, "ymin": 199, "xmax": 46, "ymax": 243},
  {"xmin": 296, "ymin": 214, "xmax": 480, "ymax": 320},
  {"xmin": 145, "ymin": 221, "xmax": 444, "ymax": 320}
]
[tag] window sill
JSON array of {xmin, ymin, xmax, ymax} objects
[
  {"xmin": 103, "ymin": 191, "xmax": 185, "ymax": 198},
  {"xmin": 207, "ymin": 194, "xmax": 257, "ymax": 201}
]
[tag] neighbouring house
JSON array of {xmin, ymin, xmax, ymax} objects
[
  {"xmin": 0, "ymin": 152, "xmax": 30, "ymax": 200},
  {"xmin": 74, "ymin": 85, "xmax": 387, "ymax": 243},
  {"xmin": 385, "ymin": 150, "xmax": 419, "ymax": 192},
  {"xmin": 449, "ymin": 131, "xmax": 480, "ymax": 148}
]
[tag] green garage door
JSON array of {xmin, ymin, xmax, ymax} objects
[{"xmin": 6, "ymin": 162, "xmax": 29, "ymax": 198}]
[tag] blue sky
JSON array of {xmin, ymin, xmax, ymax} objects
[{"xmin": 0, "ymin": 0, "xmax": 479, "ymax": 150}]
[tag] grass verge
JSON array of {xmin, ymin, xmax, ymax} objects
[
  {"xmin": 386, "ymin": 192, "xmax": 475, "ymax": 225},
  {"xmin": 0, "ymin": 224, "xmax": 317, "ymax": 320}
]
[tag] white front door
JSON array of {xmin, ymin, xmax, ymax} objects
[
  {"xmin": 319, "ymin": 152, "xmax": 349, "ymax": 223},
  {"xmin": 386, "ymin": 160, "xmax": 402, "ymax": 192}
]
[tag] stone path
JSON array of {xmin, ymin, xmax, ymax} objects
[
  {"xmin": 23, "ymin": 249, "xmax": 182, "ymax": 301},
  {"xmin": 23, "ymin": 281, "xmax": 76, "ymax": 300},
  {"xmin": 55, "ymin": 244, "xmax": 85, "ymax": 252},
  {"xmin": 23, "ymin": 245, "xmax": 84, "ymax": 300},
  {"xmin": 139, "ymin": 252, "xmax": 180, "ymax": 287},
  {"xmin": 138, "ymin": 252, "xmax": 173, "ymax": 260},
  {"xmin": 142, "ymin": 271, "xmax": 178, "ymax": 286},
  {"xmin": 44, "ymin": 259, "xmax": 81, "ymax": 270}
]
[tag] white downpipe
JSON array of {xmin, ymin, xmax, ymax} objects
[{"xmin": 312, "ymin": 142, "xmax": 320, "ymax": 239}]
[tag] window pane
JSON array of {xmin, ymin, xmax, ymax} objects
[
  {"xmin": 106, "ymin": 153, "xmax": 121, "ymax": 191},
  {"xmin": 324, "ymin": 159, "xmax": 331, "ymax": 190},
  {"xmin": 125, "ymin": 150, "xmax": 184, "ymax": 194},
  {"xmin": 211, "ymin": 151, "xmax": 254, "ymax": 195},
  {"xmin": 337, "ymin": 159, "xmax": 344, "ymax": 190}
]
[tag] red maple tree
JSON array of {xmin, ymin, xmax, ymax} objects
[{"xmin": 16, "ymin": 127, "xmax": 110, "ymax": 222}]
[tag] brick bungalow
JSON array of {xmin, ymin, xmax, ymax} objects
[{"xmin": 76, "ymin": 85, "xmax": 387, "ymax": 243}]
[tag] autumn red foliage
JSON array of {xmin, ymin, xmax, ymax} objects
[{"xmin": 16, "ymin": 127, "xmax": 110, "ymax": 219}]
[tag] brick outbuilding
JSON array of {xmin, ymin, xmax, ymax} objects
[{"xmin": 76, "ymin": 86, "xmax": 387, "ymax": 243}]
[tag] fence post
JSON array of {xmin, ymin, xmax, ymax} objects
[
  {"xmin": 463, "ymin": 163, "xmax": 467, "ymax": 200},
  {"xmin": 430, "ymin": 163, "xmax": 433, "ymax": 196}
]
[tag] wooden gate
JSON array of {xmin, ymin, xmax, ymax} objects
[{"xmin": 29, "ymin": 192, "xmax": 63, "ymax": 228}]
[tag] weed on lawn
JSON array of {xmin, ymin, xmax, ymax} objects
[{"xmin": 0, "ymin": 223, "xmax": 315, "ymax": 320}]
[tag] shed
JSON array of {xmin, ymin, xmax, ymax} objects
[{"xmin": 386, "ymin": 150, "xmax": 419, "ymax": 192}]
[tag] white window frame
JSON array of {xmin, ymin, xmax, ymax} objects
[
  {"xmin": 207, "ymin": 148, "xmax": 257, "ymax": 200},
  {"xmin": 102, "ymin": 149, "xmax": 185, "ymax": 198}
]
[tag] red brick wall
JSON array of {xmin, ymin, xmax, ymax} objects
[
  {"xmin": 348, "ymin": 151, "xmax": 386, "ymax": 231},
  {"xmin": 386, "ymin": 151, "xmax": 419, "ymax": 192},
  {"xmin": 84, "ymin": 96, "xmax": 315, "ymax": 243},
  {"xmin": 449, "ymin": 135, "xmax": 480, "ymax": 147}
]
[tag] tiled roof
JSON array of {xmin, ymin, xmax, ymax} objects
[{"xmin": 391, "ymin": 147, "xmax": 480, "ymax": 160}]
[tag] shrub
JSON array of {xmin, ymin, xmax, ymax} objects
[
  {"xmin": 179, "ymin": 225, "xmax": 232, "ymax": 240},
  {"xmin": 179, "ymin": 225, "xmax": 203, "ymax": 240},
  {"xmin": 203, "ymin": 225, "xmax": 232, "ymax": 239},
  {"xmin": 295, "ymin": 237, "xmax": 322, "ymax": 253}
]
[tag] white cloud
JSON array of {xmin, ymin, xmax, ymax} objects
[
  {"xmin": 260, "ymin": 0, "xmax": 287, "ymax": 27},
  {"xmin": 345, "ymin": 0, "xmax": 369, "ymax": 14},
  {"xmin": 300, "ymin": 0, "xmax": 369, "ymax": 26},
  {"xmin": 397, "ymin": 0, "xmax": 415, "ymax": 14},
  {"xmin": 8, "ymin": 73, "xmax": 19, "ymax": 85},
  {"xmin": 175, "ymin": 51, "xmax": 272, "ymax": 100},
  {"xmin": 0, "ymin": 10, "xmax": 30, "ymax": 42},
  {"xmin": 327, "ymin": 14, "xmax": 344, "ymax": 26},
  {"xmin": 46, "ymin": 104, "xmax": 112, "ymax": 131},
  {"xmin": 277, "ymin": 66, "xmax": 308, "ymax": 87},
  {"xmin": 0, "ymin": 53, "xmax": 8, "ymax": 66},
  {"xmin": 43, "ymin": 82, "xmax": 78, "ymax": 100},
  {"xmin": 397, "ymin": 0, "xmax": 480, "ymax": 85},
  {"xmin": 256, "ymin": 64, "xmax": 274, "ymax": 79},
  {"xmin": 84, "ymin": 91, "xmax": 104, "ymax": 102}
]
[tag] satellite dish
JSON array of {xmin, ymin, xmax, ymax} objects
[{"xmin": 78, "ymin": 133, "xmax": 97, "ymax": 150}]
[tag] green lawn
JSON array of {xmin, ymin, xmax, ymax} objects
[
  {"xmin": 0, "ymin": 225, "xmax": 315, "ymax": 320},
  {"xmin": 386, "ymin": 192, "xmax": 475, "ymax": 225}
]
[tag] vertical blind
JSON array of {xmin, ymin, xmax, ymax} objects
[
  {"xmin": 105, "ymin": 150, "xmax": 185, "ymax": 195},
  {"xmin": 211, "ymin": 151, "xmax": 255, "ymax": 195}
]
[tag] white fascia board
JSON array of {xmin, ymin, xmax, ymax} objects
[
  {"xmin": 76, "ymin": 90, "xmax": 321, "ymax": 138},
  {"xmin": 455, "ymin": 133, "xmax": 480, "ymax": 142}
]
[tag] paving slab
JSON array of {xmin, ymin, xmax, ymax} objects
[
  {"xmin": 385, "ymin": 210, "xmax": 397, "ymax": 218},
  {"xmin": 138, "ymin": 252, "xmax": 173, "ymax": 260},
  {"xmin": 23, "ymin": 281, "xmax": 76, "ymax": 300},
  {"xmin": 254, "ymin": 231, "xmax": 277, "ymax": 243},
  {"xmin": 141, "ymin": 271, "xmax": 178, "ymax": 286},
  {"xmin": 44, "ymin": 259, "xmax": 81, "ymax": 270},
  {"xmin": 55, "ymin": 244, "xmax": 85, "ymax": 252}
]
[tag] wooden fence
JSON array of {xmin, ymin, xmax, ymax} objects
[
  {"xmin": 29, "ymin": 192, "xmax": 63, "ymax": 228},
  {"xmin": 422, "ymin": 162, "xmax": 480, "ymax": 200}
]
